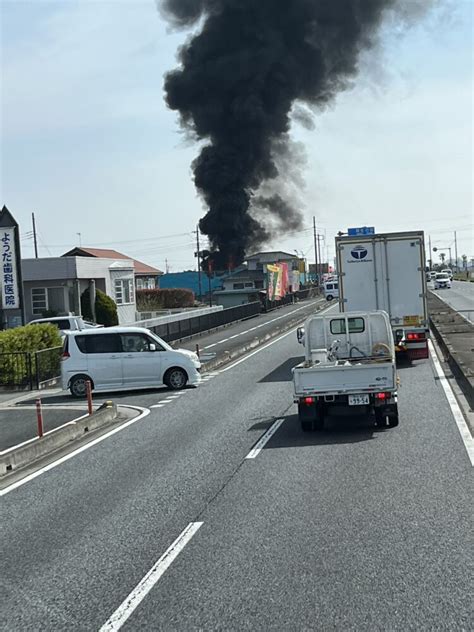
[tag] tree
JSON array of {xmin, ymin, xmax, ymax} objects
[
  {"xmin": 81, "ymin": 288, "xmax": 118, "ymax": 326},
  {"xmin": 462, "ymin": 254, "xmax": 467, "ymax": 269}
]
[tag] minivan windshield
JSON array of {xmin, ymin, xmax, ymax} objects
[{"xmin": 147, "ymin": 330, "xmax": 172, "ymax": 350}]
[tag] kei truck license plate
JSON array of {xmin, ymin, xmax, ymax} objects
[{"xmin": 348, "ymin": 394, "xmax": 370, "ymax": 406}]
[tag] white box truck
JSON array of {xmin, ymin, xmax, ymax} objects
[{"xmin": 335, "ymin": 231, "xmax": 429, "ymax": 360}]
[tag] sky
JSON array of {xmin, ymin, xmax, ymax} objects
[{"xmin": 1, "ymin": 0, "xmax": 472, "ymax": 272}]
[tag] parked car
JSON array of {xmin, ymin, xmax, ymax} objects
[
  {"xmin": 29, "ymin": 316, "xmax": 102, "ymax": 333},
  {"xmin": 434, "ymin": 272, "xmax": 451, "ymax": 289},
  {"xmin": 430, "ymin": 271, "xmax": 437, "ymax": 280},
  {"xmin": 441, "ymin": 268, "xmax": 453, "ymax": 281},
  {"xmin": 61, "ymin": 326, "xmax": 201, "ymax": 397}
]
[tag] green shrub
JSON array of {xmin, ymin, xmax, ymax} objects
[
  {"xmin": 0, "ymin": 323, "xmax": 62, "ymax": 387},
  {"xmin": 136, "ymin": 288, "xmax": 194, "ymax": 311},
  {"xmin": 81, "ymin": 288, "xmax": 118, "ymax": 326}
]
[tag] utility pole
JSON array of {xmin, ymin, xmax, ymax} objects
[
  {"xmin": 31, "ymin": 212, "xmax": 38, "ymax": 258},
  {"xmin": 428, "ymin": 234, "xmax": 432, "ymax": 269},
  {"xmin": 165, "ymin": 258, "xmax": 170, "ymax": 274},
  {"xmin": 454, "ymin": 231, "xmax": 458, "ymax": 272},
  {"xmin": 313, "ymin": 216, "xmax": 319, "ymax": 286},
  {"xmin": 194, "ymin": 225, "xmax": 203, "ymax": 302},
  {"xmin": 317, "ymin": 234, "xmax": 323, "ymax": 279}
]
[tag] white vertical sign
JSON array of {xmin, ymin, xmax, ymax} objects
[{"xmin": 1, "ymin": 227, "xmax": 20, "ymax": 309}]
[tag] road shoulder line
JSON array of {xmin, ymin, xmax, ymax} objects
[
  {"xmin": 0, "ymin": 405, "xmax": 150, "ymax": 496},
  {"xmin": 429, "ymin": 340, "xmax": 474, "ymax": 466}
]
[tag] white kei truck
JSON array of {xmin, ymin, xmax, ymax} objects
[
  {"xmin": 335, "ymin": 231, "xmax": 429, "ymax": 360},
  {"xmin": 293, "ymin": 311, "xmax": 398, "ymax": 432}
]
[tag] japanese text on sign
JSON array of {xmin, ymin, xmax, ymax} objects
[{"xmin": 1, "ymin": 228, "xmax": 20, "ymax": 309}]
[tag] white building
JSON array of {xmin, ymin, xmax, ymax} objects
[{"xmin": 21, "ymin": 256, "xmax": 136, "ymax": 325}]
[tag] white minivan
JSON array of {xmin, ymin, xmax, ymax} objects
[
  {"xmin": 62, "ymin": 327, "xmax": 201, "ymax": 397},
  {"xmin": 323, "ymin": 281, "xmax": 339, "ymax": 301}
]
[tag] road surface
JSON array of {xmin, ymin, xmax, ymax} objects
[
  {"xmin": 430, "ymin": 279, "xmax": 474, "ymax": 323},
  {"xmin": 1, "ymin": 307, "xmax": 472, "ymax": 630}
]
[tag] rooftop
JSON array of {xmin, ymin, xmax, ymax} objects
[{"xmin": 62, "ymin": 247, "xmax": 162, "ymax": 276}]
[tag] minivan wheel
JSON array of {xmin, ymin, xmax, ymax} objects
[
  {"xmin": 326, "ymin": 294, "xmax": 333, "ymax": 301},
  {"xmin": 164, "ymin": 368, "xmax": 188, "ymax": 390},
  {"xmin": 70, "ymin": 375, "xmax": 91, "ymax": 398}
]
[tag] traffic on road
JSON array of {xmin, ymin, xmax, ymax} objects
[{"xmin": 1, "ymin": 296, "xmax": 472, "ymax": 630}]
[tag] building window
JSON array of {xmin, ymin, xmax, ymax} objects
[
  {"xmin": 31, "ymin": 288, "xmax": 47, "ymax": 315},
  {"xmin": 254, "ymin": 280, "xmax": 264, "ymax": 289},
  {"xmin": 233, "ymin": 283, "xmax": 244, "ymax": 290},
  {"xmin": 114, "ymin": 278, "xmax": 134, "ymax": 305},
  {"xmin": 244, "ymin": 282, "xmax": 253, "ymax": 288},
  {"xmin": 136, "ymin": 278, "xmax": 144, "ymax": 290}
]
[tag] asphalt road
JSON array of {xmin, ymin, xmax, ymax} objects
[
  {"xmin": 430, "ymin": 279, "xmax": 474, "ymax": 323},
  {"xmin": 0, "ymin": 407, "xmax": 87, "ymax": 451},
  {"xmin": 176, "ymin": 295, "xmax": 328, "ymax": 364},
  {"xmin": 1, "ymin": 311, "xmax": 472, "ymax": 630}
]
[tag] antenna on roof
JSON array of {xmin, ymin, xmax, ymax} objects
[{"xmin": 76, "ymin": 232, "xmax": 82, "ymax": 247}]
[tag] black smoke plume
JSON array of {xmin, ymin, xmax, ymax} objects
[{"xmin": 161, "ymin": 0, "xmax": 429, "ymax": 269}]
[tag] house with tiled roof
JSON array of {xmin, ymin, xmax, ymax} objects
[{"xmin": 62, "ymin": 247, "xmax": 163, "ymax": 290}]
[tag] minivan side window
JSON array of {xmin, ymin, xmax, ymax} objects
[
  {"xmin": 326, "ymin": 284, "xmax": 333, "ymax": 290},
  {"xmin": 75, "ymin": 334, "xmax": 121, "ymax": 354},
  {"xmin": 330, "ymin": 317, "xmax": 365, "ymax": 335},
  {"xmin": 120, "ymin": 333, "xmax": 162, "ymax": 352}
]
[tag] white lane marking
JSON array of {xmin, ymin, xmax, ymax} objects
[
  {"xmin": 202, "ymin": 299, "xmax": 322, "ymax": 349},
  {"xmin": 159, "ymin": 399, "xmax": 173, "ymax": 404},
  {"xmin": 0, "ymin": 406, "xmax": 150, "ymax": 496},
  {"xmin": 166, "ymin": 395, "xmax": 181, "ymax": 399},
  {"xmin": 99, "ymin": 522, "xmax": 203, "ymax": 631},
  {"xmin": 429, "ymin": 340, "xmax": 474, "ymax": 466},
  {"xmin": 221, "ymin": 327, "xmax": 298, "ymax": 372},
  {"xmin": 245, "ymin": 418, "xmax": 285, "ymax": 459},
  {"xmin": 150, "ymin": 404, "xmax": 164, "ymax": 409}
]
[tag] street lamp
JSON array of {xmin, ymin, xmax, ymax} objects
[{"xmin": 433, "ymin": 246, "xmax": 452, "ymax": 268}]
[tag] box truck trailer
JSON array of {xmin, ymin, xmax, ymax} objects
[{"xmin": 335, "ymin": 231, "xmax": 429, "ymax": 360}]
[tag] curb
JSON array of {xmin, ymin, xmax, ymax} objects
[
  {"xmin": 0, "ymin": 402, "xmax": 118, "ymax": 476},
  {"xmin": 202, "ymin": 299, "xmax": 332, "ymax": 373},
  {"xmin": 429, "ymin": 317, "xmax": 474, "ymax": 410}
]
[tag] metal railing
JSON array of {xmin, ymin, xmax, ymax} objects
[
  {"xmin": 35, "ymin": 346, "xmax": 63, "ymax": 388},
  {"xmin": 149, "ymin": 290, "xmax": 315, "ymax": 343},
  {"xmin": 150, "ymin": 301, "xmax": 262, "ymax": 343},
  {"xmin": 0, "ymin": 352, "xmax": 32, "ymax": 389},
  {"xmin": 0, "ymin": 346, "xmax": 62, "ymax": 390}
]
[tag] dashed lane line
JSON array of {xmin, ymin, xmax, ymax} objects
[
  {"xmin": 99, "ymin": 522, "xmax": 203, "ymax": 631},
  {"xmin": 245, "ymin": 418, "xmax": 285, "ymax": 459}
]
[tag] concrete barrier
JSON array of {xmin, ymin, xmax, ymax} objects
[
  {"xmin": 0, "ymin": 402, "xmax": 117, "ymax": 476},
  {"xmin": 428, "ymin": 292, "xmax": 474, "ymax": 410}
]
